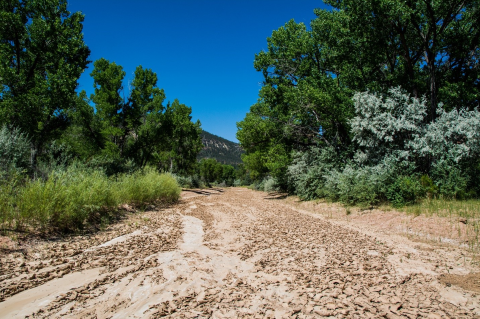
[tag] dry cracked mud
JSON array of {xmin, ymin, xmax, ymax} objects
[{"xmin": 1, "ymin": 188, "xmax": 480, "ymax": 318}]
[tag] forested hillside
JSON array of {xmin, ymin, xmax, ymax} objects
[{"xmin": 198, "ymin": 131, "xmax": 243, "ymax": 165}]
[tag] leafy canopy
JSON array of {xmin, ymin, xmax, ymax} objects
[{"xmin": 0, "ymin": 0, "xmax": 90, "ymax": 155}]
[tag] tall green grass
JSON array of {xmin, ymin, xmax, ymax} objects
[{"xmin": 0, "ymin": 166, "xmax": 180, "ymax": 233}]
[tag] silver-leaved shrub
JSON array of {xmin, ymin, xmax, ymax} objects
[
  {"xmin": 350, "ymin": 87, "xmax": 427, "ymax": 164},
  {"xmin": 409, "ymin": 108, "xmax": 480, "ymax": 163},
  {"xmin": 287, "ymin": 146, "xmax": 339, "ymax": 200},
  {"xmin": 0, "ymin": 125, "xmax": 33, "ymax": 177},
  {"xmin": 288, "ymin": 87, "xmax": 480, "ymax": 204}
]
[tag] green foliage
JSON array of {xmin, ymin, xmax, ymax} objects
[
  {"xmin": 157, "ymin": 100, "xmax": 203, "ymax": 174},
  {"xmin": 319, "ymin": 0, "xmax": 480, "ymax": 114},
  {"xmin": 239, "ymin": 0, "xmax": 480, "ymax": 200},
  {"xmin": 196, "ymin": 158, "xmax": 242, "ymax": 187},
  {"xmin": 351, "ymin": 87, "xmax": 427, "ymax": 165},
  {"xmin": 263, "ymin": 177, "xmax": 279, "ymax": 193},
  {"xmin": 61, "ymin": 58, "xmax": 202, "ymax": 174},
  {"xmin": 233, "ymin": 179, "xmax": 242, "ymax": 187},
  {"xmin": 287, "ymin": 147, "xmax": 339, "ymax": 200},
  {"xmin": 116, "ymin": 168, "xmax": 180, "ymax": 206},
  {"xmin": 172, "ymin": 174, "xmax": 204, "ymax": 189},
  {"xmin": 431, "ymin": 160, "xmax": 469, "ymax": 199},
  {"xmin": 0, "ymin": 0, "xmax": 90, "ymax": 158},
  {"xmin": 199, "ymin": 158, "xmax": 218, "ymax": 186},
  {"xmin": 323, "ymin": 162, "xmax": 395, "ymax": 206},
  {"xmin": 0, "ymin": 164, "xmax": 180, "ymax": 233},
  {"xmin": 0, "ymin": 125, "xmax": 32, "ymax": 177},
  {"xmin": 386, "ymin": 176, "xmax": 425, "ymax": 207}
]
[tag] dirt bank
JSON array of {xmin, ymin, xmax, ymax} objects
[{"xmin": 1, "ymin": 188, "xmax": 479, "ymax": 318}]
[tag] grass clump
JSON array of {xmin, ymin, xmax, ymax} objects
[{"xmin": 0, "ymin": 165, "xmax": 180, "ymax": 233}]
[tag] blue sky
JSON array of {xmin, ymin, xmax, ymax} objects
[{"xmin": 68, "ymin": 1, "xmax": 330, "ymax": 142}]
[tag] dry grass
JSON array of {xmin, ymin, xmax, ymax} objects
[{"xmin": 402, "ymin": 199, "xmax": 480, "ymax": 251}]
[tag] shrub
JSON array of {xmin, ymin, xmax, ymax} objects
[
  {"xmin": 386, "ymin": 175, "xmax": 425, "ymax": 207},
  {"xmin": 117, "ymin": 168, "xmax": 180, "ymax": 206},
  {"xmin": 420, "ymin": 175, "xmax": 438, "ymax": 197},
  {"xmin": 217, "ymin": 180, "xmax": 227, "ymax": 187},
  {"xmin": 190, "ymin": 175, "xmax": 204, "ymax": 188},
  {"xmin": 409, "ymin": 107, "xmax": 480, "ymax": 163},
  {"xmin": 249, "ymin": 179, "xmax": 266, "ymax": 191},
  {"xmin": 431, "ymin": 160, "xmax": 469, "ymax": 199},
  {"xmin": 15, "ymin": 166, "xmax": 116, "ymax": 231},
  {"xmin": 0, "ymin": 174, "xmax": 21, "ymax": 229},
  {"xmin": 263, "ymin": 177, "xmax": 279, "ymax": 193},
  {"xmin": 287, "ymin": 146, "xmax": 339, "ymax": 200},
  {"xmin": 35, "ymin": 141, "xmax": 76, "ymax": 180},
  {"xmin": 173, "ymin": 174, "xmax": 193, "ymax": 188},
  {"xmin": 350, "ymin": 87, "xmax": 426, "ymax": 164},
  {"xmin": 0, "ymin": 126, "xmax": 32, "ymax": 177},
  {"xmin": 323, "ymin": 160, "xmax": 396, "ymax": 206},
  {"xmin": 172, "ymin": 174, "xmax": 204, "ymax": 189}
]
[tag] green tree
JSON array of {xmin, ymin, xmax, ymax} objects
[
  {"xmin": 221, "ymin": 164, "xmax": 236, "ymax": 185},
  {"xmin": 0, "ymin": 0, "xmax": 90, "ymax": 160},
  {"xmin": 238, "ymin": 0, "xmax": 480, "ymax": 188},
  {"xmin": 125, "ymin": 65, "xmax": 167, "ymax": 167},
  {"xmin": 160, "ymin": 100, "xmax": 202, "ymax": 174},
  {"xmin": 199, "ymin": 158, "xmax": 218, "ymax": 186},
  {"xmin": 317, "ymin": 0, "xmax": 480, "ymax": 117},
  {"xmin": 87, "ymin": 58, "xmax": 202, "ymax": 172},
  {"xmin": 89, "ymin": 58, "xmax": 127, "ymax": 158}
]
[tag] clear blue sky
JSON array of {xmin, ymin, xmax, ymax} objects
[{"xmin": 68, "ymin": 1, "xmax": 330, "ymax": 142}]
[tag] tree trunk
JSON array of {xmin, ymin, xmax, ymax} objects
[{"xmin": 428, "ymin": 52, "xmax": 437, "ymax": 121}]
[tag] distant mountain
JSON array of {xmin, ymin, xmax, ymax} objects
[{"xmin": 198, "ymin": 131, "xmax": 244, "ymax": 165}]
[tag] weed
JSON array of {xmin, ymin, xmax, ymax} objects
[{"xmin": 403, "ymin": 198, "xmax": 480, "ymax": 252}]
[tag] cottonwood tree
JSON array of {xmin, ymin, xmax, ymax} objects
[
  {"xmin": 0, "ymin": 0, "xmax": 90, "ymax": 160},
  {"xmin": 238, "ymin": 0, "xmax": 479, "ymax": 187},
  {"xmin": 87, "ymin": 58, "xmax": 202, "ymax": 171}
]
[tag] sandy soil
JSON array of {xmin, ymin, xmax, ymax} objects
[{"xmin": 1, "ymin": 188, "xmax": 480, "ymax": 318}]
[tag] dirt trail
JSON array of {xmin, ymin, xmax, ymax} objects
[{"xmin": 1, "ymin": 188, "xmax": 480, "ymax": 318}]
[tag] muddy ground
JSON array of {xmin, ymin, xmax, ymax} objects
[{"xmin": 1, "ymin": 188, "xmax": 480, "ymax": 318}]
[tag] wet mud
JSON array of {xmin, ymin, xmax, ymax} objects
[{"xmin": 1, "ymin": 188, "xmax": 479, "ymax": 318}]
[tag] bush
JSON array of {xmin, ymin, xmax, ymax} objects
[
  {"xmin": 431, "ymin": 160, "xmax": 469, "ymax": 199},
  {"xmin": 386, "ymin": 175, "xmax": 425, "ymax": 207},
  {"xmin": 350, "ymin": 87, "xmax": 426, "ymax": 165},
  {"xmin": 0, "ymin": 126, "xmax": 32, "ymax": 177},
  {"xmin": 263, "ymin": 177, "xmax": 279, "ymax": 193},
  {"xmin": 0, "ymin": 174, "xmax": 22, "ymax": 229},
  {"xmin": 172, "ymin": 174, "xmax": 203, "ymax": 189},
  {"xmin": 35, "ymin": 141, "xmax": 75, "ymax": 180},
  {"xmin": 249, "ymin": 179, "xmax": 266, "ymax": 191},
  {"xmin": 287, "ymin": 147, "xmax": 339, "ymax": 200},
  {"xmin": 173, "ymin": 174, "xmax": 193, "ymax": 188},
  {"xmin": 323, "ymin": 161, "xmax": 396, "ymax": 206},
  {"xmin": 117, "ymin": 168, "xmax": 180, "ymax": 206}
]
